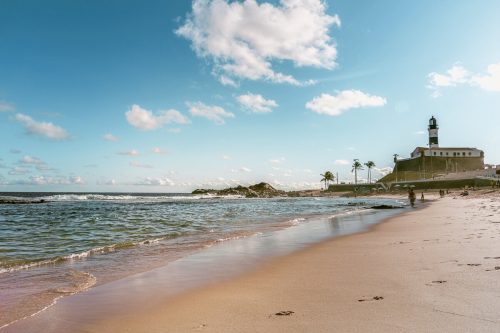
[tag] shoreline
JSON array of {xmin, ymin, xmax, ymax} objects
[
  {"xmin": 4, "ymin": 190, "xmax": 500, "ymax": 332},
  {"xmin": 111, "ymin": 192, "xmax": 497, "ymax": 332},
  {"xmin": 1, "ymin": 197, "xmax": 408, "ymax": 332}
]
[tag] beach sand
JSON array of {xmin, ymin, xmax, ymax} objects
[
  {"xmin": 87, "ymin": 191, "xmax": 500, "ymax": 333},
  {"xmin": 5, "ymin": 191, "xmax": 500, "ymax": 332}
]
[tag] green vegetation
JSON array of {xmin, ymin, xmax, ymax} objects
[
  {"xmin": 364, "ymin": 160, "xmax": 376, "ymax": 184},
  {"xmin": 352, "ymin": 159, "xmax": 363, "ymax": 184},
  {"xmin": 320, "ymin": 171, "xmax": 334, "ymax": 189}
]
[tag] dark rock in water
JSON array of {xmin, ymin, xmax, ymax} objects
[
  {"xmin": 191, "ymin": 189, "xmax": 217, "ymax": 195},
  {"xmin": 371, "ymin": 204, "xmax": 402, "ymax": 209},
  {"xmin": 0, "ymin": 197, "xmax": 46, "ymax": 204},
  {"xmin": 192, "ymin": 182, "xmax": 285, "ymax": 198}
]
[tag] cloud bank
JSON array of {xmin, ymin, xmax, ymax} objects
[
  {"xmin": 176, "ymin": 0, "xmax": 340, "ymax": 85},
  {"xmin": 428, "ymin": 62, "xmax": 500, "ymax": 96}
]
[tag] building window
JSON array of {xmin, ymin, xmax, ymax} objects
[
  {"xmin": 463, "ymin": 152, "xmax": 466, "ymax": 156},
  {"xmin": 453, "ymin": 152, "xmax": 456, "ymax": 156},
  {"xmin": 440, "ymin": 152, "xmax": 443, "ymax": 156},
  {"xmin": 468, "ymin": 152, "xmax": 471, "ymax": 156},
  {"xmin": 446, "ymin": 152, "xmax": 449, "ymax": 156},
  {"xmin": 433, "ymin": 152, "xmax": 437, "ymax": 156}
]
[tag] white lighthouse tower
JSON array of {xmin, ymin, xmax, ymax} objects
[{"xmin": 428, "ymin": 116, "xmax": 439, "ymax": 148}]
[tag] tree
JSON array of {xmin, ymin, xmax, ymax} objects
[
  {"xmin": 320, "ymin": 171, "xmax": 334, "ymax": 190},
  {"xmin": 364, "ymin": 161, "xmax": 376, "ymax": 184},
  {"xmin": 352, "ymin": 159, "xmax": 364, "ymax": 185}
]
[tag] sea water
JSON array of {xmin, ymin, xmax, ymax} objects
[{"xmin": 0, "ymin": 193, "xmax": 406, "ymax": 328}]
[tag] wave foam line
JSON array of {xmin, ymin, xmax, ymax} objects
[{"xmin": 0, "ymin": 237, "xmax": 167, "ymax": 274}]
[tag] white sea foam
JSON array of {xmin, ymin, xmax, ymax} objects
[
  {"xmin": 287, "ymin": 217, "xmax": 306, "ymax": 225},
  {"xmin": 0, "ymin": 237, "xmax": 169, "ymax": 274}
]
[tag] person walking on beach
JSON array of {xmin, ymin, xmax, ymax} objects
[
  {"xmin": 420, "ymin": 192, "xmax": 425, "ymax": 202},
  {"xmin": 408, "ymin": 189, "xmax": 416, "ymax": 207}
]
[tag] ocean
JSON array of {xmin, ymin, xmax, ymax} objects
[{"xmin": 0, "ymin": 192, "xmax": 406, "ymax": 329}]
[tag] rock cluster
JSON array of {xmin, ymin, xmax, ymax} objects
[{"xmin": 192, "ymin": 182, "xmax": 286, "ymax": 198}]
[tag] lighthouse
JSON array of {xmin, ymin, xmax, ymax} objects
[{"xmin": 428, "ymin": 116, "xmax": 439, "ymax": 148}]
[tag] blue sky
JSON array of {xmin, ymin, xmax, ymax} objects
[{"xmin": 1, "ymin": 0, "xmax": 500, "ymax": 192}]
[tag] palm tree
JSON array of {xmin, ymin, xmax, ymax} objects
[
  {"xmin": 364, "ymin": 161, "xmax": 376, "ymax": 184},
  {"xmin": 352, "ymin": 159, "xmax": 363, "ymax": 184},
  {"xmin": 320, "ymin": 171, "xmax": 334, "ymax": 190}
]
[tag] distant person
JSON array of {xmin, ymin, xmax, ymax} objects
[
  {"xmin": 420, "ymin": 192, "xmax": 425, "ymax": 202},
  {"xmin": 408, "ymin": 189, "xmax": 416, "ymax": 207}
]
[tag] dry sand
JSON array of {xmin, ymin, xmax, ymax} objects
[{"xmin": 83, "ymin": 191, "xmax": 500, "ymax": 332}]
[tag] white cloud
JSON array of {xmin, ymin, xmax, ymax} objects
[
  {"xmin": 0, "ymin": 101, "xmax": 15, "ymax": 112},
  {"xmin": 187, "ymin": 102, "xmax": 234, "ymax": 124},
  {"xmin": 135, "ymin": 177, "xmax": 175, "ymax": 186},
  {"xmin": 126, "ymin": 104, "xmax": 190, "ymax": 131},
  {"xmin": 9, "ymin": 167, "xmax": 29, "ymax": 175},
  {"xmin": 103, "ymin": 133, "xmax": 119, "ymax": 142},
  {"xmin": 14, "ymin": 113, "xmax": 70, "ymax": 140},
  {"xmin": 222, "ymin": 155, "xmax": 231, "ymax": 160},
  {"xmin": 269, "ymin": 157, "xmax": 285, "ymax": 164},
  {"xmin": 176, "ymin": 0, "xmax": 340, "ymax": 85},
  {"xmin": 237, "ymin": 93, "xmax": 278, "ymax": 113},
  {"xmin": 334, "ymin": 159, "xmax": 350, "ymax": 165},
  {"xmin": 97, "ymin": 179, "xmax": 117, "ymax": 186},
  {"xmin": 373, "ymin": 166, "xmax": 393, "ymax": 176},
  {"xmin": 35, "ymin": 164, "xmax": 56, "ymax": 172},
  {"xmin": 19, "ymin": 155, "xmax": 45, "ymax": 165},
  {"xmin": 219, "ymin": 75, "xmax": 238, "ymax": 87},
  {"xmin": 428, "ymin": 62, "xmax": 500, "ymax": 96},
  {"xmin": 306, "ymin": 90, "xmax": 386, "ymax": 116},
  {"xmin": 117, "ymin": 149, "xmax": 140, "ymax": 156},
  {"xmin": 470, "ymin": 63, "xmax": 500, "ymax": 92},
  {"xmin": 239, "ymin": 167, "xmax": 252, "ymax": 172},
  {"xmin": 414, "ymin": 130, "xmax": 426, "ymax": 135},
  {"xmin": 428, "ymin": 65, "xmax": 469, "ymax": 88},
  {"xmin": 129, "ymin": 161, "xmax": 153, "ymax": 168},
  {"xmin": 152, "ymin": 147, "xmax": 167, "ymax": 154},
  {"xmin": 68, "ymin": 176, "xmax": 84, "ymax": 185}
]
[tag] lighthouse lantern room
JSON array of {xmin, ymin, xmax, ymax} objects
[{"xmin": 428, "ymin": 116, "xmax": 439, "ymax": 148}]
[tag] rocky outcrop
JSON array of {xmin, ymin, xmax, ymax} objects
[
  {"xmin": 192, "ymin": 182, "xmax": 286, "ymax": 198},
  {"xmin": 0, "ymin": 197, "xmax": 46, "ymax": 204}
]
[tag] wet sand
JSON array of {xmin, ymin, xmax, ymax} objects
[{"xmin": 4, "ymin": 191, "xmax": 500, "ymax": 332}]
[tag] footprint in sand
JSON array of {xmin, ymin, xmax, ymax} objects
[
  {"xmin": 485, "ymin": 267, "xmax": 500, "ymax": 272},
  {"xmin": 194, "ymin": 324, "xmax": 207, "ymax": 330},
  {"xmin": 431, "ymin": 280, "xmax": 447, "ymax": 284},
  {"xmin": 275, "ymin": 311, "xmax": 294, "ymax": 316},
  {"xmin": 358, "ymin": 296, "xmax": 384, "ymax": 302},
  {"xmin": 467, "ymin": 263, "xmax": 481, "ymax": 266}
]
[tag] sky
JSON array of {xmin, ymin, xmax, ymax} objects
[{"xmin": 1, "ymin": 0, "xmax": 500, "ymax": 192}]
